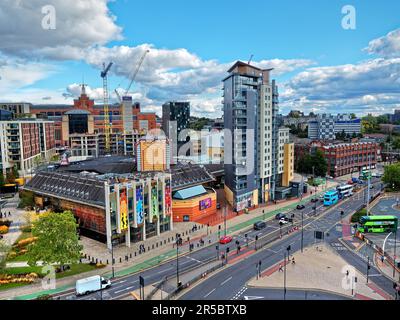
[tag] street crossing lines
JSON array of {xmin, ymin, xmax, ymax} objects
[{"xmin": 231, "ymin": 287, "xmax": 247, "ymax": 300}]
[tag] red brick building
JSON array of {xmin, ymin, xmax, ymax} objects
[
  {"xmin": 318, "ymin": 141, "xmax": 379, "ymax": 177},
  {"xmin": 30, "ymin": 85, "xmax": 157, "ymax": 147}
]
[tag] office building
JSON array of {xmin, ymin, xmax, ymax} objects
[
  {"xmin": 0, "ymin": 119, "xmax": 56, "ymax": 176},
  {"xmin": 308, "ymin": 113, "xmax": 361, "ymax": 140},
  {"xmin": 162, "ymin": 101, "xmax": 190, "ymax": 143},
  {"xmin": 223, "ymin": 61, "xmax": 294, "ymax": 211}
]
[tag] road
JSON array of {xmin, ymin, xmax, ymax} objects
[
  {"xmin": 179, "ymin": 179, "xmax": 393, "ymax": 300},
  {"xmin": 238, "ymin": 288, "xmax": 350, "ymax": 300},
  {"xmin": 55, "ymin": 179, "xmax": 384, "ymax": 300}
]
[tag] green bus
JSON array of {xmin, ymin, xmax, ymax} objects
[
  {"xmin": 360, "ymin": 170, "xmax": 372, "ymax": 180},
  {"xmin": 357, "ymin": 215, "xmax": 398, "ymax": 233}
]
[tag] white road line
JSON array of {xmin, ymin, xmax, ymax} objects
[
  {"xmin": 204, "ymin": 288, "xmax": 216, "ymax": 298},
  {"xmin": 111, "ymin": 280, "xmax": 138, "ymax": 290},
  {"xmin": 157, "ymin": 267, "xmax": 173, "ymax": 274},
  {"xmin": 114, "ymin": 286, "xmax": 135, "ymax": 294},
  {"xmin": 220, "ymin": 276, "xmax": 232, "ymax": 286}
]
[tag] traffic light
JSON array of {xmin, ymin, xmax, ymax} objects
[
  {"xmin": 259, "ymin": 260, "xmax": 262, "ymax": 266},
  {"xmin": 226, "ymin": 247, "xmax": 230, "ymax": 253},
  {"xmin": 218, "ymin": 225, "xmax": 221, "ymax": 230},
  {"xmin": 287, "ymin": 245, "xmax": 291, "ymax": 251},
  {"xmin": 255, "ymin": 235, "xmax": 258, "ymax": 241},
  {"xmin": 341, "ymin": 211, "xmax": 344, "ymax": 216},
  {"xmin": 245, "ymin": 233, "xmax": 248, "ymax": 238}
]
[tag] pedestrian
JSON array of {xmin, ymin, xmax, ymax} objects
[
  {"xmin": 279, "ymin": 264, "xmax": 283, "ymax": 272},
  {"xmin": 346, "ymin": 270, "xmax": 349, "ymax": 277},
  {"xmin": 0, "ymin": 212, "xmax": 2, "ymax": 219},
  {"xmin": 292, "ymin": 257, "xmax": 296, "ymax": 265},
  {"xmin": 8, "ymin": 211, "xmax": 11, "ymax": 217}
]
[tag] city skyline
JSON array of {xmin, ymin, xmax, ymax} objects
[{"xmin": 0, "ymin": 1, "xmax": 400, "ymax": 119}]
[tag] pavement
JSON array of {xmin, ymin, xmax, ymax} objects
[
  {"xmin": 247, "ymin": 243, "xmax": 384, "ymax": 300},
  {"xmin": 0, "ymin": 194, "xmax": 26, "ymax": 248},
  {"xmin": 178, "ymin": 179, "xmax": 397, "ymax": 300}
]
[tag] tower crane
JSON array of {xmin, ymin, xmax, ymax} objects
[
  {"xmin": 114, "ymin": 49, "xmax": 150, "ymax": 102},
  {"xmin": 101, "ymin": 61, "xmax": 113, "ymax": 153}
]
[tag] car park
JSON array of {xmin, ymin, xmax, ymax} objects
[{"xmin": 253, "ymin": 221, "xmax": 267, "ymax": 230}]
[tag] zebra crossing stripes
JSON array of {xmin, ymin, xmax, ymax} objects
[{"xmin": 231, "ymin": 287, "xmax": 247, "ymax": 300}]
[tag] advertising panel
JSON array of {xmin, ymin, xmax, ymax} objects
[
  {"xmin": 165, "ymin": 179, "xmax": 172, "ymax": 216},
  {"xmin": 119, "ymin": 188, "xmax": 128, "ymax": 231},
  {"xmin": 199, "ymin": 197, "xmax": 212, "ymax": 210},
  {"xmin": 151, "ymin": 182, "xmax": 158, "ymax": 218},
  {"xmin": 136, "ymin": 185, "xmax": 144, "ymax": 225}
]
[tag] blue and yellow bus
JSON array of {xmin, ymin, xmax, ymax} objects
[
  {"xmin": 323, "ymin": 190, "xmax": 339, "ymax": 206},
  {"xmin": 357, "ymin": 215, "xmax": 398, "ymax": 233}
]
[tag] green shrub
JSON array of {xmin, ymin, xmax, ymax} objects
[{"xmin": 351, "ymin": 208, "xmax": 367, "ymax": 223}]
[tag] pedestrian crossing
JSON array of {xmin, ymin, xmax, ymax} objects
[{"xmin": 231, "ymin": 286, "xmax": 247, "ymax": 300}]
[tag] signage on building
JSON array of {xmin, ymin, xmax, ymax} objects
[
  {"xmin": 136, "ymin": 185, "xmax": 144, "ymax": 225},
  {"xmin": 199, "ymin": 198, "xmax": 212, "ymax": 210},
  {"xmin": 165, "ymin": 179, "xmax": 172, "ymax": 216},
  {"xmin": 151, "ymin": 182, "xmax": 158, "ymax": 218},
  {"xmin": 119, "ymin": 188, "xmax": 128, "ymax": 231}
]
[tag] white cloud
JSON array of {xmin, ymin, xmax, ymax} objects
[
  {"xmin": 0, "ymin": 0, "xmax": 122, "ymax": 59},
  {"xmin": 364, "ymin": 28, "xmax": 400, "ymax": 58}
]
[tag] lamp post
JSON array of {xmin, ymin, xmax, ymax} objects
[
  {"xmin": 176, "ymin": 235, "xmax": 181, "ymax": 289},
  {"xmin": 301, "ymin": 210, "xmax": 304, "ymax": 253},
  {"xmin": 110, "ymin": 240, "xmax": 115, "ymax": 279},
  {"xmin": 366, "ymin": 256, "xmax": 370, "ymax": 284},
  {"xmin": 224, "ymin": 206, "xmax": 227, "ymax": 237},
  {"xmin": 283, "ymin": 252, "xmax": 287, "ymax": 301},
  {"xmin": 393, "ymin": 230, "xmax": 397, "ymax": 278}
]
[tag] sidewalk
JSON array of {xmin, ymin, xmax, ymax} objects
[
  {"xmin": 0, "ymin": 181, "xmax": 337, "ymax": 300},
  {"xmin": 0, "ymin": 194, "xmax": 26, "ymax": 247},
  {"xmin": 247, "ymin": 243, "xmax": 386, "ymax": 300}
]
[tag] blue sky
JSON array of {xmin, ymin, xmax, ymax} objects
[{"xmin": 1, "ymin": 0, "xmax": 400, "ymax": 117}]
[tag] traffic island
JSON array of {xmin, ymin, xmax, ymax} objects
[{"xmin": 247, "ymin": 243, "xmax": 386, "ymax": 300}]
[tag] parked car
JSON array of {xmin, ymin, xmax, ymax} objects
[
  {"xmin": 219, "ymin": 235, "xmax": 233, "ymax": 244},
  {"xmin": 254, "ymin": 221, "xmax": 266, "ymax": 230},
  {"xmin": 296, "ymin": 204, "xmax": 305, "ymax": 210},
  {"xmin": 275, "ymin": 212, "xmax": 287, "ymax": 220}
]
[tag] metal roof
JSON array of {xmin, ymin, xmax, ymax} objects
[{"xmin": 172, "ymin": 185, "xmax": 207, "ymax": 200}]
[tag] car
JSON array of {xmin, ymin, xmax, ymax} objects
[
  {"xmin": 275, "ymin": 212, "xmax": 287, "ymax": 220},
  {"xmin": 296, "ymin": 204, "xmax": 305, "ymax": 210},
  {"xmin": 254, "ymin": 221, "xmax": 266, "ymax": 230},
  {"xmin": 279, "ymin": 218, "xmax": 288, "ymax": 225},
  {"xmin": 219, "ymin": 235, "xmax": 233, "ymax": 244},
  {"xmin": 311, "ymin": 198, "xmax": 318, "ymax": 203}
]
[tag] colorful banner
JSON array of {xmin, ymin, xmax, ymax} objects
[
  {"xmin": 136, "ymin": 185, "xmax": 144, "ymax": 225},
  {"xmin": 199, "ymin": 198, "xmax": 212, "ymax": 210},
  {"xmin": 151, "ymin": 182, "xmax": 158, "ymax": 218},
  {"xmin": 119, "ymin": 188, "xmax": 128, "ymax": 231},
  {"xmin": 165, "ymin": 179, "xmax": 172, "ymax": 216}
]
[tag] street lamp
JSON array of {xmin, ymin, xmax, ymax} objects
[
  {"xmin": 109, "ymin": 240, "xmax": 115, "ymax": 279},
  {"xmin": 176, "ymin": 234, "xmax": 181, "ymax": 289},
  {"xmin": 283, "ymin": 252, "xmax": 287, "ymax": 301},
  {"xmin": 366, "ymin": 256, "xmax": 371, "ymax": 284},
  {"xmin": 301, "ymin": 210, "xmax": 304, "ymax": 253}
]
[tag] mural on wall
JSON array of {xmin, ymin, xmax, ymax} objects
[
  {"xmin": 136, "ymin": 185, "xmax": 144, "ymax": 225},
  {"xmin": 151, "ymin": 182, "xmax": 158, "ymax": 220},
  {"xmin": 119, "ymin": 188, "xmax": 128, "ymax": 231},
  {"xmin": 199, "ymin": 198, "xmax": 212, "ymax": 210},
  {"xmin": 164, "ymin": 179, "xmax": 172, "ymax": 216}
]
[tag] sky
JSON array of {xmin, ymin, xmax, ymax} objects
[{"xmin": 1, "ymin": 0, "xmax": 400, "ymax": 118}]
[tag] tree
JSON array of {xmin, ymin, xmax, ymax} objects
[
  {"xmin": 296, "ymin": 150, "xmax": 327, "ymax": 177},
  {"xmin": 0, "ymin": 172, "xmax": 5, "ymax": 187},
  {"xmin": 27, "ymin": 211, "xmax": 82, "ymax": 268},
  {"xmin": 0, "ymin": 240, "xmax": 10, "ymax": 271},
  {"xmin": 312, "ymin": 150, "xmax": 328, "ymax": 177},
  {"xmin": 382, "ymin": 163, "xmax": 400, "ymax": 191}
]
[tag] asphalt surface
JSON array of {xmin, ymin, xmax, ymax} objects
[
  {"xmin": 54, "ymin": 179, "xmax": 387, "ymax": 300},
  {"xmin": 238, "ymin": 288, "xmax": 350, "ymax": 300},
  {"xmin": 179, "ymin": 180, "xmax": 392, "ymax": 300}
]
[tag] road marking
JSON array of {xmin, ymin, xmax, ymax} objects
[
  {"xmin": 111, "ymin": 280, "xmax": 138, "ymax": 290},
  {"xmin": 243, "ymin": 295, "xmax": 264, "ymax": 300},
  {"xmin": 157, "ymin": 267, "xmax": 173, "ymax": 274},
  {"xmin": 204, "ymin": 288, "xmax": 216, "ymax": 298},
  {"xmin": 220, "ymin": 276, "xmax": 232, "ymax": 286},
  {"xmin": 114, "ymin": 286, "xmax": 135, "ymax": 294}
]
